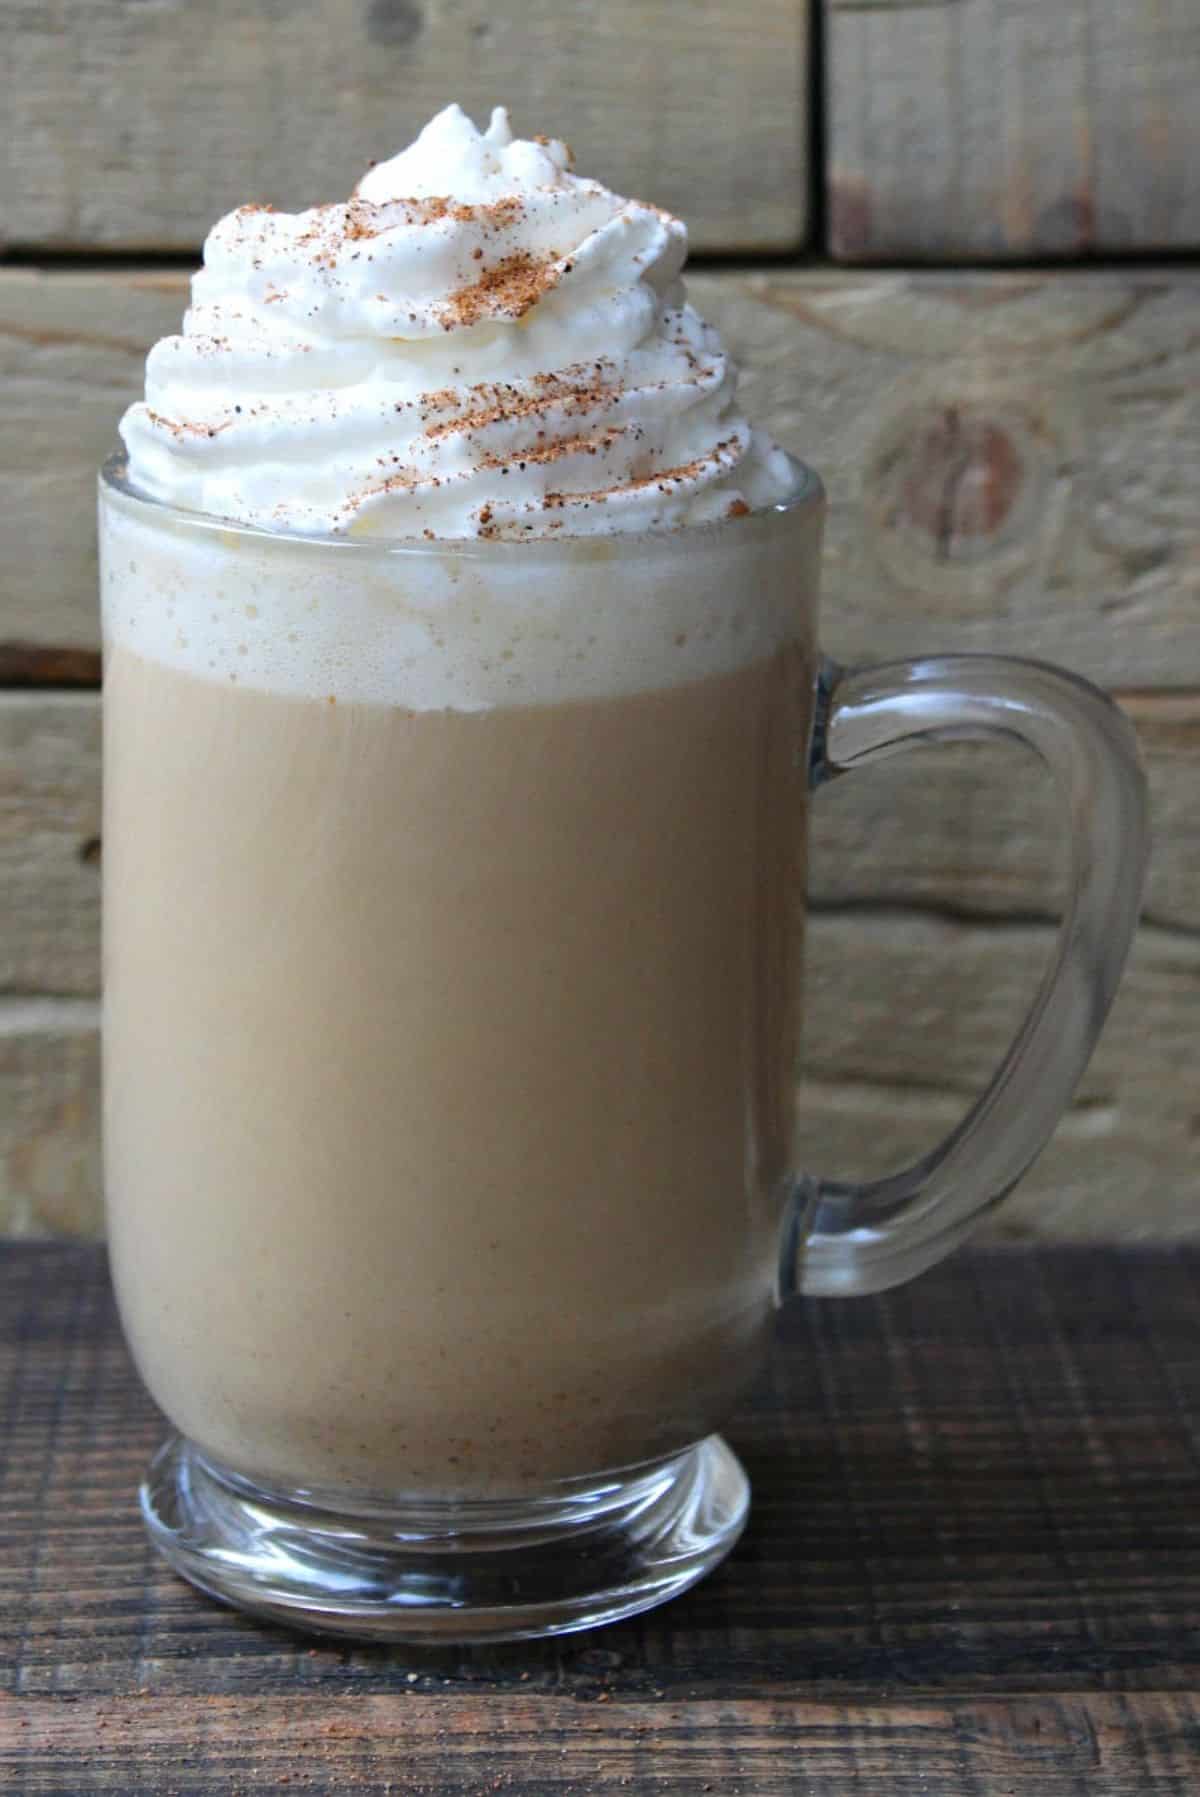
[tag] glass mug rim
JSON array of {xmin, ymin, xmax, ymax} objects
[{"xmin": 99, "ymin": 448, "xmax": 825, "ymax": 561}]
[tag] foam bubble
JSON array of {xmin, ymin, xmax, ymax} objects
[{"xmin": 99, "ymin": 472, "xmax": 823, "ymax": 710}]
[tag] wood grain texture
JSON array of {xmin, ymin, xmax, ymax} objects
[
  {"xmin": 827, "ymin": 0, "xmax": 1200, "ymax": 260},
  {"xmin": 797, "ymin": 912, "xmax": 1200, "ymax": 1240},
  {"xmin": 0, "ymin": 270, "xmax": 183, "ymax": 659},
  {"xmin": 709, "ymin": 271, "xmax": 1200, "ymax": 685},
  {"xmin": 5, "ymin": 1693, "xmax": 1200, "ymax": 1794},
  {"xmin": 4, "ymin": 1241, "xmax": 1200, "ymax": 1795},
  {"xmin": 5, "ymin": 268, "xmax": 1200, "ymax": 687},
  {"xmin": 0, "ymin": 0, "xmax": 807, "ymax": 254},
  {"xmin": 0, "ymin": 1002, "xmax": 100, "ymax": 1239},
  {"xmin": 809, "ymin": 686, "xmax": 1200, "ymax": 929},
  {"xmin": 0, "ymin": 697, "xmax": 100, "ymax": 997}
]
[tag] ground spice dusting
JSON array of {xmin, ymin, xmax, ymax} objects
[
  {"xmin": 146, "ymin": 409, "xmax": 232, "ymax": 441},
  {"xmin": 541, "ymin": 441, "xmax": 740, "ymax": 510},
  {"xmin": 479, "ymin": 428, "xmax": 626, "ymax": 473},
  {"xmin": 130, "ymin": 126, "xmax": 773, "ymax": 542},
  {"xmin": 338, "ymin": 465, "xmax": 423, "ymax": 518},
  {"xmin": 342, "ymin": 200, "xmax": 384, "ymax": 242},
  {"xmin": 438, "ymin": 251, "xmax": 562, "ymax": 330},
  {"xmin": 423, "ymin": 378, "xmax": 618, "ymax": 441}
]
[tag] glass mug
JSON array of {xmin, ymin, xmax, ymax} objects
[{"xmin": 98, "ymin": 453, "xmax": 1147, "ymax": 1642}]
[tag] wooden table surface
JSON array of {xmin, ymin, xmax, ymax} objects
[{"xmin": 3, "ymin": 1241, "xmax": 1200, "ymax": 1793}]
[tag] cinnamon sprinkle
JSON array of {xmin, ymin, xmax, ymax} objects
[
  {"xmin": 340, "ymin": 465, "xmax": 422, "ymax": 514},
  {"xmin": 479, "ymin": 428, "xmax": 626, "ymax": 472},
  {"xmin": 146, "ymin": 409, "xmax": 233, "ymax": 441},
  {"xmin": 343, "ymin": 201, "xmax": 383, "ymax": 243},
  {"xmin": 423, "ymin": 379, "xmax": 617, "ymax": 441},
  {"xmin": 437, "ymin": 251, "xmax": 561, "ymax": 330},
  {"xmin": 542, "ymin": 440, "xmax": 740, "ymax": 509},
  {"xmin": 335, "ymin": 191, "xmax": 526, "ymax": 232}
]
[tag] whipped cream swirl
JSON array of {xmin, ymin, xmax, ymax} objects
[{"xmin": 120, "ymin": 105, "xmax": 794, "ymax": 538}]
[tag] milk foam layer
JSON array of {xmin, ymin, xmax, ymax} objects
[
  {"xmin": 119, "ymin": 104, "xmax": 794, "ymax": 540},
  {"xmin": 101, "ymin": 470, "xmax": 820, "ymax": 708}
]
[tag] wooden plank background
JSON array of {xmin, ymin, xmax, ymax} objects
[
  {"xmin": 2, "ymin": 1, "xmax": 1199, "ymax": 1242},
  {"xmin": 828, "ymin": 0, "xmax": 1200, "ymax": 261},
  {"xmin": 0, "ymin": 0, "xmax": 808, "ymax": 254}
]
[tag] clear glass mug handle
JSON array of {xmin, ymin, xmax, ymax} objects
[{"xmin": 780, "ymin": 654, "xmax": 1150, "ymax": 1299}]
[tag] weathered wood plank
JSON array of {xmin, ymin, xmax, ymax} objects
[
  {"xmin": 0, "ymin": 1001, "xmax": 100, "ymax": 1238},
  {"xmin": 798, "ymin": 911, "xmax": 1200, "ymax": 1240},
  {"xmin": 1, "ymin": 914, "xmax": 1194, "ymax": 1241},
  {"xmin": 0, "ymin": 271, "xmax": 183, "ymax": 659},
  {"xmin": 827, "ymin": 0, "xmax": 1200, "ymax": 260},
  {"xmin": 713, "ymin": 271, "xmax": 1200, "ymax": 685},
  {"xmin": 0, "ymin": 697, "xmax": 100, "ymax": 997},
  {"xmin": 5, "ymin": 269, "xmax": 1200, "ymax": 687},
  {"xmin": 4, "ymin": 1691, "xmax": 1199, "ymax": 1794},
  {"xmin": 0, "ymin": 0, "xmax": 807, "ymax": 254},
  {"xmin": 811, "ymin": 687, "xmax": 1200, "ymax": 928}
]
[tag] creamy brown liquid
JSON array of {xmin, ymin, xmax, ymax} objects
[{"xmin": 103, "ymin": 643, "xmax": 809, "ymax": 1497}]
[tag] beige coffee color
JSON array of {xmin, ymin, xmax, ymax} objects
[
  {"xmin": 100, "ymin": 480, "xmax": 823, "ymax": 1499},
  {"xmin": 103, "ymin": 641, "xmax": 810, "ymax": 1495}
]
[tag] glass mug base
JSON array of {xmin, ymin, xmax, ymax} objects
[{"xmin": 140, "ymin": 1434, "xmax": 750, "ymax": 1643}]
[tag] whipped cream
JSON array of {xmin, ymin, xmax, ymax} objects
[{"xmin": 119, "ymin": 105, "xmax": 794, "ymax": 539}]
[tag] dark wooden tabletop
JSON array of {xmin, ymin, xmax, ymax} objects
[{"xmin": 3, "ymin": 1241, "xmax": 1200, "ymax": 1794}]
